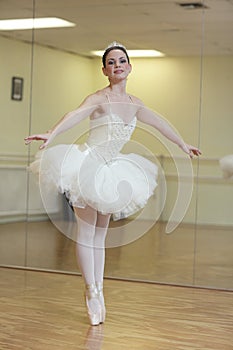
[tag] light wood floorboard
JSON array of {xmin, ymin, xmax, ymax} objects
[{"xmin": 0, "ymin": 268, "xmax": 232, "ymax": 350}]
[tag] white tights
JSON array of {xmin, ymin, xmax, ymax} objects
[{"xmin": 74, "ymin": 205, "xmax": 111, "ymax": 286}]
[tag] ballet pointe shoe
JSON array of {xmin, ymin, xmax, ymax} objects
[
  {"xmin": 85, "ymin": 284, "xmax": 101, "ymax": 326},
  {"xmin": 96, "ymin": 282, "xmax": 106, "ymax": 324}
]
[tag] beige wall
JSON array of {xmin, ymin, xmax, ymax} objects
[
  {"xmin": 0, "ymin": 36, "xmax": 232, "ymax": 226},
  {"xmin": 30, "ymin": 44, "xmax": 94, "ymax": 153},
  {"xmin": 92, "ymin": 55, "xmax": 233, "ymax": 227},
  {"xmin": 0, "ymin": 36, "xmax": 32, "ymax": 155},
  {"xmin": 0, "ymin": 37, "xmax": 94, "ymax": 221},
  {"xmin": 1, "ymin": 36, "xmax": 232, "ymax": 158},
  {"xmin": 0, "ymin": 36, "xmax": 94, "ymax": 155},
  {"xmin": 92, "ymin": 55, "xmax": 233, "ymax": 158}
]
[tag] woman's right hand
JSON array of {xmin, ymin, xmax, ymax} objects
[{"xmin": 24, "ymin": 132, "xmax": 53, "ymax": 149}]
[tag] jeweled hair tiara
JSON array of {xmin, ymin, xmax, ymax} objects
[{"xmin": 105, "ymin": 41, "xmax": 127, "ymax": 51}]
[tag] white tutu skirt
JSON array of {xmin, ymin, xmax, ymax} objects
[
  {"xmin": 219, "ymin": 154, "xmax": 233, "ymax": 179},
  {"xmin": 30, "ymin": 144, "xmax": 158, "ymax": 220}
]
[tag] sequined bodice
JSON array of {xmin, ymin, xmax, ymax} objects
[{"xmin": 85, "ymin": 114, "xmax": 136, "ymax": 162}]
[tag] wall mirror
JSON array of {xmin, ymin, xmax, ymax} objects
[
  {"xmin": 1, "ymin": 0, "xmax": 232, "ymax": 290},
  {"xmin": 0, "ymin": 0, "xmax": 35, "ymax": 267}
]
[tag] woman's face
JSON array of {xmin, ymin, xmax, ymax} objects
[{"xmin": 102, "ymin": 49, "xmax": 132, "ymax": 81}]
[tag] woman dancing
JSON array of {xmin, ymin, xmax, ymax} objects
[{"xmin": 25, "ymin": 41, "xmax": 201, "ymax": 326}]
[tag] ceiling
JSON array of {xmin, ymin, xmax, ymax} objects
[{"xmin": 0, "ymin": 0, "xmax": 233, "ymax": 57}]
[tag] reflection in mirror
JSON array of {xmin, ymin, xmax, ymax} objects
[
  {"xmin": 1, "ymin": 1, "xmax": 232, "ymax": 291},
  {"xmin": 194, "ymin": 1, "xmax": 233, "ymax": 289},
  {"xmin": 0, "ymin": 0, "xmax": 34, "ymax": 266},
  {"xmin": 26, "ymin": 0, "xmax": 203, "ymax": 287}
]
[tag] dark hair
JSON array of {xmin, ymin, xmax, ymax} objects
[{"xmin": 102, "ymin": 46, "xmax": 130, "ymax": 68}]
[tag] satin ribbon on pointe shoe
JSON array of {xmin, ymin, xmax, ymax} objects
[
  {"xmin": 96, "ymin": 282, "xmax": 106, "ymax": 324},
  {"xmin": 85, "ymin": 284, "xmax": 101, "ymax": 326}
]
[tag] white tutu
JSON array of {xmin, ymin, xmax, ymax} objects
[
  {"xmin": 219, "ymin": 154, "xmax": 233, "ymax": 179},
  {"xmin": 30, "ymin": 143, "xmax": 158, "ymax": 220},
  {"xmin": 30, "ymin": 113, "xmax": 159, "ymax": 220}
]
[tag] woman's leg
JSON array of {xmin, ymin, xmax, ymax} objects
[
  {"xmin": 74, "ymin": 205, "xmax": 101, "ymax": 325},
  {"xmin": 94, "ymin": 212, "xmax": 111, "ymax": 284},
  {"xmin": 73, "ymin": 206, "xmax": 110, "ymax": 325},
  {"xmin": 94, "ymin": 212, "xmax": 111, "ymax": 323},
  {"xmin": 74, "ymin": 205, "xmax": 97, "ymax": 286}
]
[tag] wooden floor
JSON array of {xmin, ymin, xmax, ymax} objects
[{"xmin": 0, "ymin": 268, "xmax": 232, "ymax": 350}]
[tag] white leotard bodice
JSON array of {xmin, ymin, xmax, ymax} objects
[{"xmin": 84, "ymin": 96, "xmax": 137, "ymax": 162}]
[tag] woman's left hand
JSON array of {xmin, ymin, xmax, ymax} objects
[{"xmin": 180, "ymin": 143, "xmax": 202, "ymax": 158}]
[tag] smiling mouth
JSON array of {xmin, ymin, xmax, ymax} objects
[{"xmin": 114, "ymin": 69, "xmax": 124, "ymax": 74}]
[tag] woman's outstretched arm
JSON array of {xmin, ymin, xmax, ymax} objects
[
  {"xmin": 136, "ymin": 103, "xmax": 201, "ymax": 158},
  {"xmin": 24, "ymin": 94, "xmax": 99, "ymax": 149}
]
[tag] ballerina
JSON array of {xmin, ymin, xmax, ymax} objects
[{"xmin": 25, "ymin": 41, "xmax": 201, "ymax": 326}]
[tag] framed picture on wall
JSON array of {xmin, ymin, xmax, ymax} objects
[{"xmin": 11, "ymin": 77, "xmax": 24, "ymax": 101}]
